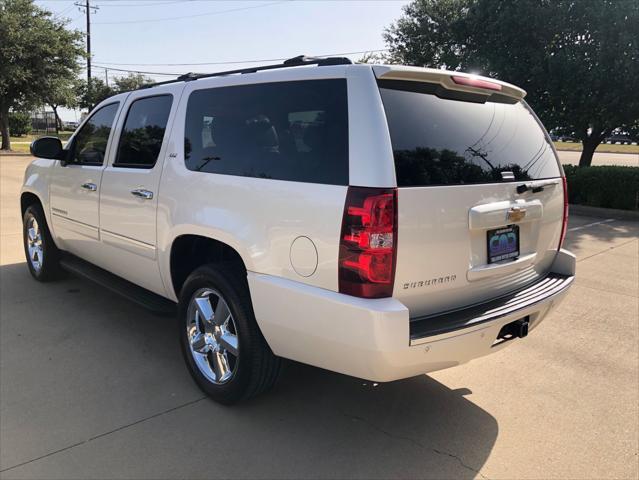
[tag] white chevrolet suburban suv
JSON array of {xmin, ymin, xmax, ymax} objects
[{"xmin": 22, "ymin": 56, "xmax": 575, "ymax": 404}]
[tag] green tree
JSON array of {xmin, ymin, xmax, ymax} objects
[
  {"xmin": 113, "ymin": 73, "xmax": 153, "ymax": 93},
  {"xmin": 42, "ymin": 77, "xmax": 79, "ymax": 134},
  {"xmin": 76, "ymin": 78, "xmax": 115, "ymax": 111},
  {"xmin": 384, "ymin": 0, "xmax": 471, "ymax": 70},
  {"xmin": 0, "ymin": 0, "xmax": 84, "ymax": 150},
  {"xmin": 356, "ymin": 51, "xmax": 390, "ymax": 64},
  {"xmin": 384, "ymin": 0, "xmax": 639, "ymax": 167},
  {"xmin": 75, "ymin": 74, "xmax": 152, "ymax": 112}
]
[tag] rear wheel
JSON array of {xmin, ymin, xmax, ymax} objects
[
  {"xmin": 178, "ymin": 263, "xmax": 280, "ymax": 404},
  {"xmin": 22, "ymin": 204, "xmax": 61, "ymax": 281}
]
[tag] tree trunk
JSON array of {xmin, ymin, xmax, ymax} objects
[
  {"xmin": 51, "ymin": 105, "xmax": 60, "ymax": 135},
  {"xmin": 0, "ymin": 105, "xmax": 10, "ymax": 151},
  {"xmin": 579, "ymin": 136, "xmax": 599, "ymax": 167}
]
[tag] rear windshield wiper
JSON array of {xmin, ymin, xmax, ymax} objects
[{"xmin": 516, "ymin": 179, "xmax": 560, "ymax": 195}]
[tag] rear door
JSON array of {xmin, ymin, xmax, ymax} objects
[{"xmin": 377, "ymin": 78, "xmax": 564, "ymax": 318}]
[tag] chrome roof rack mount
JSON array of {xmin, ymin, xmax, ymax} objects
[{"xmin": 141, "ymin": 55, "xmax": 353, "ymax": 90}]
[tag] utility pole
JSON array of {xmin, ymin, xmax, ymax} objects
[
  {"xmin": 104, "ymin": 67, "xmax": 109, "ymax": 88},
  {"xmin": 75, "ymin": 0, "xmax": 98, "ymax": 104},
  {"xmin": 86, "ymin": 0, "xmax": 91, "ymax": 86}
]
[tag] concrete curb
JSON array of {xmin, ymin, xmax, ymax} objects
[{"xmin": 569, "ymin": 203, "xmax": 639, "ymax": 220}]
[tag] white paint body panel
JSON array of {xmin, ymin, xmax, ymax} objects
[
  {"xmin": 47, "ymin": 97, "xmax": 127, "ymax": 260},
  {"xmin": 156, "ymin": 65, "xmax": 378, "ymax": 300},
  {"xmin": 97, "ymin": 84, "xmax": 184, "ymax": 295},
  {"xmin": 21, "ymin": 159, "xmax": 58, "ymax": 246},
  {"xmin": 394, "ymin": 183, "xmax": 564, "ymax": 317},
  {"xmin": 21, "ymin": 63, "xmax": 575, "ymax": 382},
  {"xmin": 249, "ymin": 250, "xmax": 574, "ymax": 381}
]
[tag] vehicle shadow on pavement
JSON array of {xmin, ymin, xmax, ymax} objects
[
  {"xmin": 1, "ymin": 261, "xmax": 497, "ymax": 479},
  {"xmin": 563, "ymin": 216, "xmax": 638, "ymax": 259},
  {"xmin": 240, "ymin": 360, "xmax": 499, "ymax": 479}
]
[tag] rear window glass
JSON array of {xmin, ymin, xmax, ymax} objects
[
  {"xmin": 379, "ymin": 81, "xmax": 561, "ymax": 187},
  {"xmin": 184, "ymin": 79, "xmax": 348, "ymax": 185}
]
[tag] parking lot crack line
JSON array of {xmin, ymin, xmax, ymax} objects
[
  {"xmin": 0, "ymin": 396, "xmax": 207, "ymax": 474},
  {"xmin": 343, "ymin": 413, "xmax": 489, "ymax": 479},
  {"xmin": 576, "ymin": 238, "xmax": 639, "ymax": 264},
  {"xmin": 431, "ymin": 448, "xmax": 489, "ymax": 480},
  {"xmin": 573, "ymin": 282, "xmax": 639, "ymax": 299}
]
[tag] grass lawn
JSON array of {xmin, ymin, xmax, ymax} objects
[
  {"xmin": 3, "ymin": 142, "xmax": 31, "ymax": 154},
  {"xmin": 9, "ymin": 132, "xmax": 73, "ymax": 143},
  {"xmin": 553, "ymin": 141, "xmax": 638, "ymax": 154},
  {"xmin": 2, "ymin": 132, "xmax": 73, "ymax": 154}
]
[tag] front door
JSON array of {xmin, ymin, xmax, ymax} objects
[
  {"xmin": 98, "ymin": 90, "xmax": 178, "ymax": 294},
  {"xmin": 49, "ymin": 102, "xmax": 121, "ymax": 260}
]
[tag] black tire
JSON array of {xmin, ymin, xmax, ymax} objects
[
  {"xmin": 178, "ymin": 263, "xmax": 280, "ymax": 404},
  {"xmin": 22, "ymin": 203, "xmax": 62, "ymax": 282}
]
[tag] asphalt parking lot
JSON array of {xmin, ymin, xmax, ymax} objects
[{"xmin": 1, "ymin": 155, "xmax": 637, "ymax": 480}]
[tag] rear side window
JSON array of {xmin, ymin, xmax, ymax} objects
[
  {"xmin": 184, "ymin": 79, "xmax": 348, "ymax": 185},
  {"xmin": 71, "ymin": 102, "xmax": 119, "ymax": 165},
  {"xmin": 379, "ymin": 81, "xmax": 561, "ymax": 187},
  {"xmin": 115, "ymin": 95, "xmax": 173, "ymax": 168}
]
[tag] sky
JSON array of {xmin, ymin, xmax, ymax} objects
[{"xmin": 35, "ymin": 0, "xmax": 411, "ymax": 120}]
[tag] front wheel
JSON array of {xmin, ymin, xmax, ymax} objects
[
  {"xmin": 178, "ymin": 264, "xmax": 280, "ymax": 404},
  {"xmin": 22, "ymin": 204, "xmax": 61, "ymax": 281}
]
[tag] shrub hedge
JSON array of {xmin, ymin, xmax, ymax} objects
[
  {"xmin": 8, "ymin": 112, "xmax": 32, "ymax": 137},
  {"xmin": 563, "ymin": 164, "xmax": 639, "ymax": 211}
]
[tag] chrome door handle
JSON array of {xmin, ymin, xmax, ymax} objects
[
  {"xmin": 130, "ymin": 188, "xmax": 153, "ymax": 200},
  {"xmin": 81, "ymin": 182, "xmax": 97, "ymax": 191}
]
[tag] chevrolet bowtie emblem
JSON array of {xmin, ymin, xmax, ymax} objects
[{"xmin": 507, "ymin": 207, "xmax": 527, "ymax": 222}]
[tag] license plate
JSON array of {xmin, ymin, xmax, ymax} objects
[{"xmin": 487, "ymin": 225, "xmax": 520, "ymax": 263}]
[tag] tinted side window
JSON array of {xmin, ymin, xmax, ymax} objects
[
  {"xmin": 379, "ymin": 81, "xmax": 561, "ymax": 186},
  {"xmin": 115, "ymin": 95, "xmax": 173, "ymax": 168},
  {"xmin": 71, "ymin": 103, "xmax": 119, "ymax": 165},
  {"xmin": 184, "ymin": 79, "xmax": 348, "ymax": 185}
]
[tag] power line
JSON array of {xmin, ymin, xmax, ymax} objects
[
  {"xmin": 68, "ymin": 11, "xmax": 86, "ymax": 22},
  {"xmin": 91, "ymin": 64, "xmax": 182, "ymax": 76},
  {"xmin": 93, "ymin": 49, "xmax": 389, "ymax": 67},
  {"xmin": 51, "ymin": 3, "xmax": 77, "ymax": 18},
  {"xmin": 93, "ymin": 0, "xmax": 287, "ymax": 24},
  {"xmin": 86, "ymin": 49, "xmax": 390, "ymax": 77},
  {"xmin": 93, "ymin": 0, "xmax": 187, "ymax": 6}
]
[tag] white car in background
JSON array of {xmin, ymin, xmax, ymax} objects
[{"xmin": 21, "ymin": 56, "xmax": 575, "ymax": 404}]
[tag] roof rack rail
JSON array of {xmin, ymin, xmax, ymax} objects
[{"xmin": 140, "ymin": 55, "xmax": 353, "ymax": 89}]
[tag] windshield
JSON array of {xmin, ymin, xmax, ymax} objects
[{"xmin": 379, "ymin": 81, "xmax": 561, "ymax": 187}]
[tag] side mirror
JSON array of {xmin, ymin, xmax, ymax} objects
[{"xmin": 30, "ymin": 137, "xmax": 64, "ymax": 160}]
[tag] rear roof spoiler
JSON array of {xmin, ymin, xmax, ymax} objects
[{"xmin": 373, "ymin": 65, "xmax": 526, "ymax": 101}]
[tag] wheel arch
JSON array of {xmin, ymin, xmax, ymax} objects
[
  {"xmin": 21, "ymin": 159, "xmax": 56, "ymax": 237},
  {"xmin": 20, "ymin": 191, "xmax": 43, "ymax": 216},
  {"xmin": 20, "ymin": 189, "xmax": 62, "ymax": 251},
  {"xmin": 169, "ymin": 234, "xmax": 248, "ymax": 298}
]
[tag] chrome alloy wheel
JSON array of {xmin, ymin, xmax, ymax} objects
[
  {"xmin": 186, "ymin": 288, "xmax": 239, "ymax": 384},
  {"xmin": 26, "ymin": 214, "xmax": 44, "ymax": 273}
]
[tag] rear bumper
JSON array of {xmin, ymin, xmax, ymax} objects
[
  {"xmin": 409, "ymin": 272, "xmax": 573, "ymax": 344},
  {"xmin": 248, "ymin": 249, "xmax": 576, "ymax": 382}
]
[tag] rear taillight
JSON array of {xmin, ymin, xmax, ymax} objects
[
  {"xmin": 339, "ymin": 187, "xmax": 397, "ymax": 298},
  {"xmin": 559, "ymin": 176, "xmax": 569, "ymax": 249}
]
